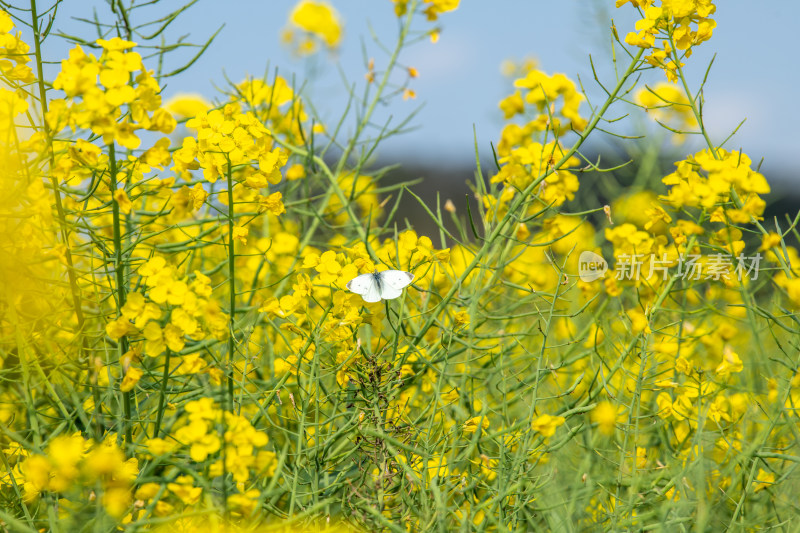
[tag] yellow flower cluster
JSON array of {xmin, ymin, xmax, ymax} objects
[
  {"xmin": 482, "ymin": 67, "xmax": 587, "ymax": 229},
  {"xmin": 105, "ymin": 256, "xmax": 228, "ymax": 363},
  {"xmin": 48, "ymin": 38, "xmax": 176, "ymax": 149},
  {"xmin": 618, "ymin": 0, "xmax": 716, "ymax": 81},
  {"xmin": 9, "ymin": 435, "xmax": 138, "ymax": 517},
  {"xmin": 283, "ymin": 0, "xmax": 342, "ymax": 55},
  {"xmin": 135, "ymin": 399, "xmax": 275, "ymax": 519},
  {"xmin": 501, "ymin": 67, "xmax": 587, "ymax": 134},
  {"xmin": 326, "ymin": 172, "xmax": 384, "ymax": 224},
  {"xmin": 176, "ymin": 104, "xmax": 279, "ymax": 183},
  {"xmin": 257, "ymin": 229, "xmax": 452, "ymax": 388},
  {"xmin": 391, "ymin": 0, "xmax": 461, "ymax": 20},
  {"xmin": 164, "ymin": 93, "xmax": 211, "ymax": 118},
  {"xmin": 0, "ymin": 13, "xmax": 72, "ymax": 365},
  {"xmin": 530, "ymin": 413, "xmax": 565, "ymax": 438},
  {"xmin": 0, "ymin": 11, "xmax": 34, "ymax": 85},
  {"xmin": 235, "ymin": 76, "xmax": 311, "ymax": 145},
  {"xmin": 774, "ymin": 269, "xmax": 800, "ymax": 308},
  {"xmin": 4, "ymin": 2, "xmax": 800, "ymax": 531},
  {"xmin": 491, "ymin": 141, "xmax": 581, "ymax": 210},
  {"xmin": 661, "ymin": 148, "xmax": 769, "ymax": 222}
]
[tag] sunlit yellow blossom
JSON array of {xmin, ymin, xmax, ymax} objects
[
  {"xmin": 228, "ymin": 488, "xmax": 261, "ymax": 516},
  {"xmin": 499, "ymin": 90, "xmax": 525, "ymax": 119},
  {"xmin": 426, "ymin": 457, "xmax": 448, "ymax": 480},
  {"xmin": 760, "ymin": 232, "xmax": 782, "ymax": 251},
  {"xmin": 143, "ymin": 438, "xmax": 175, "ymax": 456},
  {"xmin": 753, "ymin": 469, "xmax": 776, "ymax": 492},
  {"xmin": 274, "ymin": 355, "xmax": 299, "ymax": 376},
  {"xmin": 167, "ymin": 475, "xmax": 203, "ymax": 505},
  {"xmin": 453, "ymin": 310, "xmax": 469, "ymax": 327},
  {"xmin": 97, "ymin": 37, "xmax": 137, "ymax": 51},
  {"xmin": 627, "ymin": 309, "xmax": 652, "ymax": 334},
  {"xmin": 509, "ymin": 68, "xmax": 587, "ymax": 135},
  {"xmin": 619, "ymin": 0, "xmax": 716, "ymax": 81},
  {"xmin": 440, "ymin": 388, "xmax": 459, "ymax": 404},
  {"xmin": 134, "ymin": 482, "xmax": 161, "ymax": 501}
]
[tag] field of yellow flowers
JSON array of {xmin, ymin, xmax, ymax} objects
[{"xmin": 2, "ymin": 0, "xmax": 800, "ymax": 531}]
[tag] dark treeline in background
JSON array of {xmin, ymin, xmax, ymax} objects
[{"xmin": 376, "ymin": 148, "xmax": 800, "ymax": 251}]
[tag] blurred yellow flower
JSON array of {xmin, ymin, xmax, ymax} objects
[
  {"xmin": 285, "ymin": 163, "xmax": 307, "ymax": 180},
  {"xmin": 635, "ymin": 82, "xmax": 697, "ymax": 142},
  {"xmin": 463, "ymin": 416, "xmax": 490, "ymax": 434},
  {"xmin": 113, "ymin": 188, "xmax": 132, "ymax": 214},
  {"xmin": 164, "ymin": 93, "xmax": 211, "ymax": 118},
  {"xmin": 423, "ymin": 0, "xmax": 460, "ymax": 20},
  {"xmin": 120, "ymin": 366, "xmax": 143, "ymax": 392},
  {"xmin": 257, "ymin": 191, "xmax": 286, "ymax": 216},
  {"xmin": 232, "ymin": 225, "xmax": 249, "ymax": 245},
  {"xmin": 426, "ymin": 457, "xmax": 448, "ymax": 480},
  {"xmin": 760, "ymin": 232, "xmax": 782, "ymax": 251},
  {"xmin": 590, "ymin": 401, "xmax": 623, "ymax": 436},
  {"xmin": 531, "ymin": 414, "xmax": 565, "ymax": 438},
  {"xmin": 715, "ymin": 347, "xmax": 743, "ymax": 378},
  {"xmin": 289, "ymin": 1, "xmax": 343, "ymax": 50}
]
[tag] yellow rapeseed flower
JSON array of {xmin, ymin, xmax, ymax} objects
[
  {"xmin": 232, "ymin": 225, "xmax": 249, "ymax": 246},
  {"xmin": 164, "ymin": 93, "xmax": 211, "ymax": 118},
  {"xmin": 531, "ymin": 413, "xmax": 565, "ymax": 438},
  {"xmin": 289, "ymin": 1, "xmax": 343, "ymax": 48},
  {"xmin": 591, "ymin": 401, "xmax": 623, "ymax": 436},
  {"xmin": 463, "ymin": 416, "xmax": 490, "ymax": 434},
  {"xmin": 120, "ymin": 366, "xmax": 143, "ymax": 392}
]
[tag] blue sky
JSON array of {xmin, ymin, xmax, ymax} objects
[{"xmin": 35, "ymin": 1, "xmax": 799, "ymax": 177}]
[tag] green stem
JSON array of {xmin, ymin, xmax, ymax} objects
[
  {"xmin": 30, "ymin": 0, "xmax": 100, "ymax": 438},
  {"xmin": 669, "ymin": 33, "xmax": 800, "ymax": 529},
  {"xmin": 225, "ymin": 162, "xmax": 236, "ymax": 413},
  {"xmin": 333, "ymin": 0, "xmax": 418, "ymax": 176},
  {"xmin": 278, "ymin": 1, "xmax": 418, "ymax": 263},
  {"xmin": 669, "ymin": 40, "xmax": 771, "ymax": 383},
  {"xmin": 109, "ymin": 144, "xmax": 133, "ymax": 447},
  {"xmin": 153, "ymin": 347, "xmax": 171, "ymax": 438},
  {"xmin": 671, "ymin": 40, "xmax": 793, "ymax": 276},
  {"xmin": 671, "ymin": 52, "xmax": 717, "ymax": 157},
  {"xmin": 223, "ymin": 160, "xmax": 236, "ymax": 519},
  {"xmin": 408, "ymin": 48, "xmax": 645, "ymax": 345}
]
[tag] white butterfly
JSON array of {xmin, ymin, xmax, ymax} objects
[{"xmin": 346, "ymin": 270, "xmax": 415, "ymax": 303}]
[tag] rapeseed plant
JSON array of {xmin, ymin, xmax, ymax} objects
[{"xmin": 1, "ymin": 0, "xmax": 798, "ymax": 531}]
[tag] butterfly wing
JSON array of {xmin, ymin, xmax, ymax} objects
[
  {"xmin": 377, "ymin": 284, "xmax": 403, "ymax": 300},
  {"xmin": 347, "ymin": 270, "xmax": 414, "ymax": 302},
  {"xmin": 375, "ymin": 270, "xmax": 414, "ymax": 301},
  {"xmin": 379, "ymin": 270, "xmax": 415, "ymax": 290},
  {"xmin": 346, "ymin": 274, "xmax": 382, "ymax": 303}
]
